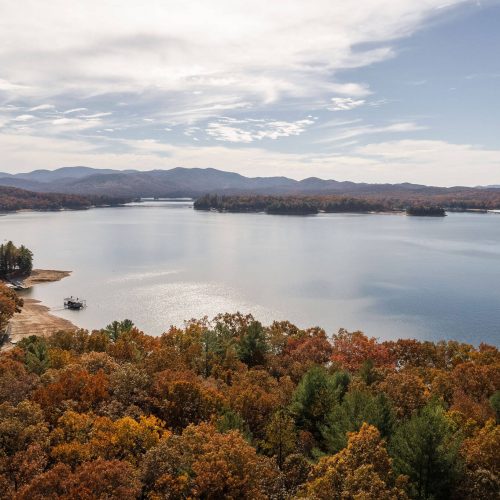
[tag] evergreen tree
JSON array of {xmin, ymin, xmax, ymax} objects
[
  {"xmin": 237, "ymin": 320, "xmax": 268, "ymax": 367},
  {"xmin": 104, "ymin": 319, "xmax": 134, "ymax": 341},
  {"xmin": 17, "ymin": 245, "xmax": 33, "ymax": 275},
  {"xmin": 0, "ymin": 241, "xmax": 33, "ymax": 276},
  {"xmin": 359, "ymin": 359, "xmax": 380, "ymax": 386},
  {"xmin": 4, "ymin": 241, "xmax": 16, "ymax": 274},
  {"xmin": 0, "ymin": 244, "xmax": 7, "ymax": 276},
  {"xmin": 321, "ymin": 390, "xmax": 395, "ymax": 453},
  {"xmin": 19, "ymin": 336, "xmax": 50, "ymax": 375},
  {"xmin": 290, "ymin": 366, "xmax": 349, "ymax": 444},
  {"xmin": 200, "ymin": 328, "xmax": 224, "ymax": 378},
  {"xmin": 489, "ymin": 390, "xmax": 500, "ymax": 424},
  {"xmin": 216, "ymin": 409, "xmax": 252, "ymax": 441},
  {"xmin": 389, "ymin": 401, "xmax": 461, "ymax": 499}
]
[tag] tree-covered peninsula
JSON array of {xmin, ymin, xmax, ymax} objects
[
  {"xmin": 194, "ymin": 194, "xmax": 391, "ymax": 214},
  {"xmin": 0, "ymin": 186, "xmax": 131, "ymax": 212},
  {"xmin": 194, "ymin": 192, "xmax": 500, "ymax": 215}
]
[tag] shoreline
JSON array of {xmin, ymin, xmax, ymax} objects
[
  {"xmin": 2, "ymin": 269, "xmax": 78, "ymax": 350},
  {"xmin": 23, "ymin": 269, "xmax": 72, "ymax": 287}
]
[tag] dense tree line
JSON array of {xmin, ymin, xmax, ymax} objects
[
  {"xmin": 406, "ymin": 206, "xmax": 446, "ymax": 217},
  {"xmin": 194, "ymin": 192, "xmax": 500, "ymax": 214},
  {"xmin": 0, "ymin": 186, "xmax": 131, "ymax": 212},
  {"xmin": 0, "ymin": 283, "xmax": 23, "ymax": 335},
  {"xmin": 194, "ymin": 194, "xmax": 390, "ymax": 213},
  {"xmin": 0, "ymin": 241, "xmax": 33, "ymax": 277},
  {"xmin": 0, "ymin": 313, "xmax": 498, "ymax": 499}
]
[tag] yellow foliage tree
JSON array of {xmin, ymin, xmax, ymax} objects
[{"xmin": 299, "ymin": 423, "xmax": 408, "ymax": 500}]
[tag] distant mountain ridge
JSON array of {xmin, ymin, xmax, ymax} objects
[{"xmin": 0, "ymin": 166, "xmax": 498, "ymax": 198}]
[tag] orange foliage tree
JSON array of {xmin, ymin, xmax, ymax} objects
[
  {"xmin": 141, "ymin": 422, "xmax": 280, "ymax": 499},
  {"xmin": 331, "ymin": 329, "xmax": 392, "ymax": 371}
]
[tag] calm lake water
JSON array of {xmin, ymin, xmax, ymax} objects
[{"xmin": 1, "ymin": 202, "xmax": 499, "ymax": 345}]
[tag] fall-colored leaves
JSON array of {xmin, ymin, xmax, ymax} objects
[
  {"xmin": 0, "ymin": 313, "xmax": 498, "ymax": 499},
  {"xmin": 142, "ymin": 422, "xmax": 280, "ymax": 499},
  {"xmin": 299, "ymin": 424, "xmax": 408, "ymax": 500},
  {"xmin": 15, "ymin": 459, "xmax": 141, "ymax": 500},
  {"xmin": 0, "ymin": 282, "xmax": 23, "ymax": 333}
]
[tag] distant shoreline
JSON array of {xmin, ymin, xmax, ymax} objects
[{"xmin": 2, "ymin": 200, "xmax": 500, "ymax": 217}]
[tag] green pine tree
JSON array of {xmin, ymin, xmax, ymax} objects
[{"xmin": 389, "ymin": 401, "xmax": 461, "ymax": 499}]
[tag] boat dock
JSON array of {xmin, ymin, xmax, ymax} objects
[{"xmin": 64, "ymin": 296, "xmax": 86, "ymax": 310}]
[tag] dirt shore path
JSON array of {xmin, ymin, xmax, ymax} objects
[{"xmin": 3, "ymin": 269, "xmax": 77, "ymax": 349}]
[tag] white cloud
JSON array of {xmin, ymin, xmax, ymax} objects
[
  {"xmin": 355, "ymin": 139, "xmax": 500, "ymax": 185},
  {"xmin": 206, "ymin": 123, "xmax": 254, "ymax": 143},
  {"xmin": 0, "ymin": 78, "xmax": 29, "ymax": 92},
  {"xmin": 318, "ymin": 121, "xmax": 425, "ymax": 143},
  {"xmin": 329, "ymin": 83, "xmax": 372, "ymax": 97},
  {"xmin": 50, "ymin": 117, "xmax": 103, "ymax": 130},
  {"xmin": 206, "ymin": 118, "xmax": 315, "ymax": 143},
  {"xmin": 13, "ymin": 114, "xmax": 35, "ymax": 122},
  {"xmin": 184, "ymin": 126, "xmax": 201, "ymax": 137},
  {"xmin": 79, "ymin": 112, "xmax": 112, "ymax": 119},
  {"xmin": 63, "ymin": 107, "xmax": 88, "ymax": 114},
  {"xmin": 29, "ymin": 104, "xmax": 55, "ymax": 111},
  {"xmin": 329, "ymin": 97, "xmax": 366, "ymax": 111},
  {"xmin": 1, "ymin": 0, "xmax": 487, "ymax": 186},
  {"xmin": 0, "ymin": 0, "xmax": 463, "ymax": 108}
]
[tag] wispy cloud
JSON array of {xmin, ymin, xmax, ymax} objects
[
  {"xmin": 317, "ymin": 121, "xmax": 425, "ymax": 143},
  {"xmin": 29, "ymin": 104, "xmax": 55, "ymax": 111},
  {"xmin": 63, "ymin": 108, "xmax": 88, "ymax": 114},
  {"xmin": 0, "ymin": 1, "xmax": 463, "ymax": 109},
  {"xmin": 329, "ymin": 97, "xmax": 366, "ymax": 111},
  {"xmin": 13, "ymin": 114, "xmax": 35, "ymax": 122},
  {"xmin": 0, "ymin": 0, "xmax": 492, "ymax": 186},
  {"xmin": 206, "ymin": 118, "xmax": 315, "ymax": 143}
]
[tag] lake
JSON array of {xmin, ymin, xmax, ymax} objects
[{"xmin": 1, "ymin": 203, "xmax": 499, "ymax": 345}]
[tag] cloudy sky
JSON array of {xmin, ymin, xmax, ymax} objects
[{"xmin": 0, "ymin": 0, "xmax": 499, "ymax": 185}]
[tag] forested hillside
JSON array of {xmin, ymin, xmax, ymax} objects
[
  {"xmin": 0, "ymin": 313, "xmax": 498, "ymax": 499},
  {"xmin": 2, "ymin": 167, "xmax": 500, "ymax": 204},
  {"xmin": 0, "ymin": 186, "xmax": 130, "ymax": 211}
]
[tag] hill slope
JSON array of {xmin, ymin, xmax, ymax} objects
[{"xmin": 0, "ymin": 166, "xmax": 499, "ymax": 200}]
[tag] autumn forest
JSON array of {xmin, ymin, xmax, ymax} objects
[{"xmin": 0, "ymin": 313, "xmax": 498, "ymax": 499}]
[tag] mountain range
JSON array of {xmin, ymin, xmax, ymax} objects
[{"xmin": 0, "ymin": 166, "xmax": 498, "ymax": 198}]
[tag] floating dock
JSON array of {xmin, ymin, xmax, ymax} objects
[{"xmin": 64, "ymin": 296, "xmax": 86, "ymax": 310}]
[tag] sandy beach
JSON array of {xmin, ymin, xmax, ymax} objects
[
  {"xmin": 23, "ymin": 269, "xmax": 72, "ymax": 286},
  {"xmin": 3, "ymin": 269, "xmax": 77, "ymax": 349}
]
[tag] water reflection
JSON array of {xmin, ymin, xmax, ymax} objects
[{"xmin": 1, "ymin": 205, "xmax": 499, "ymax": 344}]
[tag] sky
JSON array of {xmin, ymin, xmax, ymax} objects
[{"xmin": 0, "ymin": 0, "xmax": 499, "ymax": 185}]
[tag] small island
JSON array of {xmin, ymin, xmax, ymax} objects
[{"xmin": 406, "ymin": 206, "xmax": 446, "ymax": 217}]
